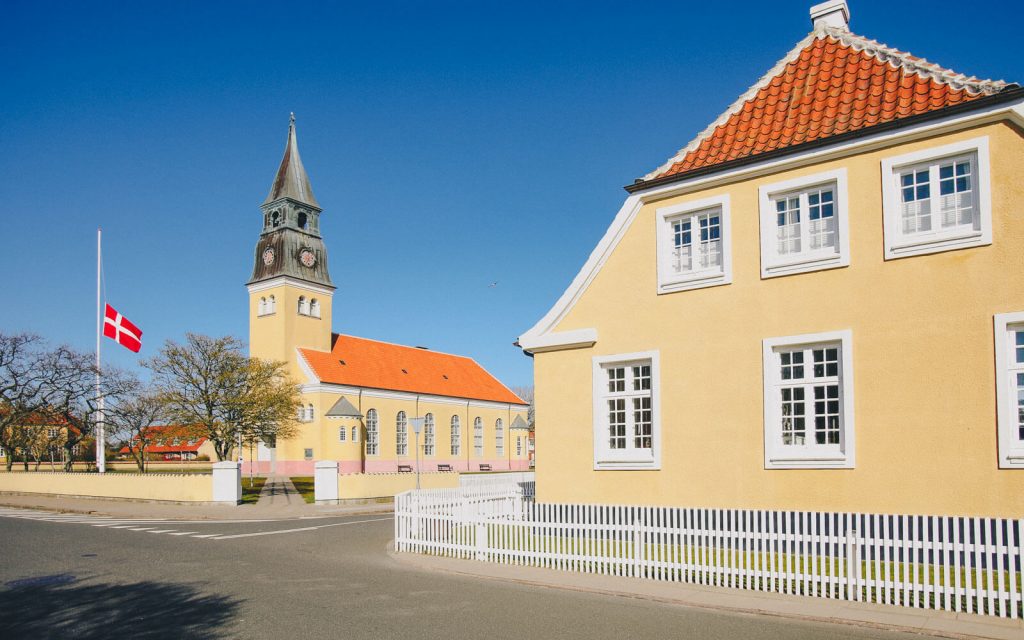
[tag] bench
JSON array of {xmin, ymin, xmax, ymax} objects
[
  {"xmin": 436, "ymin": 464, "xmax": 453, "ymax": 472},
  {"xmin": 478, "ymin": 463, "xmax": 492, "ymax": 471},
  {"xmin": 397, "ymin": 464, "xmax": 413, "ymax": 473}
]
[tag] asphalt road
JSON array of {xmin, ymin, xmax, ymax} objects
[{"xmin": 0, "ymin": 509, "xmax": 933, "ymax": 639}]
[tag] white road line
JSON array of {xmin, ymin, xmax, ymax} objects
[
  {"xmin": 213, "ymin": 517, "xmax": 393, "ymax": 540},
  {"xmin": 127, "ymin": 527, "xmax": 157, "ymax": 531},
  {"xmin": 191, "ymin": 534, "xmax": 221, "ymax": 538},
  {"xmin": 168, "ymin": 531, "xmax": 199, "ymax": 536},
  {"xmin": 108, "ymin": 525, "xmax": 135, "ymax": 529},
  {"xmin": 147, "ymin": 529, "xmax": 177, "ymax": 534}
]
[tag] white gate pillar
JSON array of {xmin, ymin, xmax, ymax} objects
[
  {"xmin": 315, "ymin": 460, "xmax": 339, "ymax": 503},
  {"xmin": 212, "ymin": 461, "xmax": 241, "ymax": 504}
]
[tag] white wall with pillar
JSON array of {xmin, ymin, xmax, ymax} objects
[
  {"xmin": 314, "ymin": 460, "xmax": 339, "ymax": 503},
  {"xmin": 212, "ymin": 461, "xmax": 241, "ymax": 504}
]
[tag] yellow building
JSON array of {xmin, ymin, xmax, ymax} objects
[
  {"xmin": 247, "ymin": 115, "xmax": 529, "ymax": 475},
  {"xmin": 519, "ymin": 1, "xmax": 1024, "ymax": 517}
]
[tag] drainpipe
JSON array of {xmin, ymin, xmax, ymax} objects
[
  {"xmin": 358, "ymin": 389, "xmax": 364, "ymax": 474},
  {"xmin": 465, "ymin": 399, "xmax": 471, "ymax": 472}
]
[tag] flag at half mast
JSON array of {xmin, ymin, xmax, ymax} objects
[{"xmin": 103, "ymin": 303, "xmax": 143, "ymax": 353}]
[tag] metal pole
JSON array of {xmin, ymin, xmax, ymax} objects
[
  {"xmin": 95, "ymin": 227, "xmax": 106, "ymax": 474},
  {"xmin": 415, "ymin": 430, "xmax": 420, "ymax": 490}
]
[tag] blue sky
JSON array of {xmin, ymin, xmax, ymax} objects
[{"xmin": 1, "ymin": 0, "xmax": 1020, "ymax": 387}]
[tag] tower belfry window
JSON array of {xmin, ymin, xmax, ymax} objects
[
  {"xmin": 298, "ymin": 212, "xmax": 308, "ymax": 230},
  {"xmin": 310, "ymin": 299, "xmax": 320, "ymax": 318},
  {"xmin": 271, "ymin": 211, "xmax": 281, "ymax": 227},
  {"xmin": 298, "ymin": 296, "xmax": 309, "ymax": 315}
]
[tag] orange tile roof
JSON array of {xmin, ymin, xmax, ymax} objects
[
  {"xmin": 299, "ymin": 334, "xmax": 526, "ymax": 405},
  {"xmin": 641, "ymin": 26, "xmax": 1014, "ymax": 185},
  {"xmin": 119, "ymin": 425, "xmax": 208, "ymax": 454}
]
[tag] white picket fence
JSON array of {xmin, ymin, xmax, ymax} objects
[{"xmin": 395, "ymin": 488, "xmax": 1023, "ymax": 619}]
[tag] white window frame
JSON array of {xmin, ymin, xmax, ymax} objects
[
  {"xmin": 450, "ymin": 415, "xmax": 461, "ymax": 456},
  {"xmin": 763, "ymin": 330, "xmax": 855, "ymax": 469},
  {"xmin": 655, "ymin": 195, "xmax": 732, "ymax": 294},
  {"xmin": 351, "ymin": 426, "xmax": 358, "ymax": 443},
  {"xmin": 423, "ymin": 413, "xmax": 435, "ymax": 457},
  {"xmin": 592, "ymin": 350, "xmax": 661, "ymax": 470},
  {"xmin": 881, "ymin": 136, "xmax": 991, "ymax": 259},
  {"xmin": 473, "ymin": 417, "xmax": 483, "ymax": 458},
  {"xmin": 365, "ymin": 409, "xmax": 379, "ymax": 456},
  {"xmin": 758, "ymin": 168, "xmax": 850, "ymax": 278},
  {"xmin": 495, "ymin": 418, "xmax": 504, "ymax": 457},
  {"xmin": 338, "ymin": 427, "xmax": 346, "ymax": 442},
  {"xmin": 994, "ymin": 312, "xmax": 1024, "ymax": 469},
  {"xmin": 396, "ymin": 411, "xmax": 408, "ymax": 456}
]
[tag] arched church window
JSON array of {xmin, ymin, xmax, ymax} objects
[
  {"xmin": 258, "ymin": 297, "xmax": 267, "ymax": 316},
  {"xmin": 396, "ymin": 411, "xmax": 408, "ymax": 456},
  {"xmin": 310, "ymin": 299, "xmax": 320, "ymax": 318},
  {"xmin": 450, "ymin": 415, "xmax": 461, "ymax": 456},
  {"xmin": 298, "ymin": 212, "xmax": 308, "ymax": 230},
  {"xmin": 351, "ymin": 426, "xmax": 358, "ymax": 442},
  {"xmin": 495, "ymin": 418, "xmax": 504, "ymax": 457},
  {"xmin": 307, "ymin": 404, "xmax": 315, "ymax": 421},
  {"xmin": 268, "ymin": 295, "xmax": 276, "ymax": 313},
  {"xmin": 423, "ymin": 413, "xmax": 435, "ymax": 456},
  {"xmin": 298, "ymin": 296, "xmax": 308, "ymax": 315},
  {"xmin": 366, "ymin": 409, "xmax": 379, "ymax": 456},
  {"xmin": 297, "ymin": 406, "xmax": 304, "ymax": 421},
  {"xmin": 271, "ymin": 211, "xmax": 281, "ymax": 227},
  {"xmin": 338, "ymin": 427, "xmax": 346, "ymax": 442},
  {"xmin": 473, "ymin": 417, "xmax": 483, "ymax": 458}
]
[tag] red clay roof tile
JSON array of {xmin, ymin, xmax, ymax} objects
[{"xmin": 642, "ymin": 28, "xmax": 1012, "ymax": 184}]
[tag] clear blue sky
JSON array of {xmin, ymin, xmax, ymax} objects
[{"xmin": 1, "ymin": 0, "xmax": 1019, "ymax": 387}]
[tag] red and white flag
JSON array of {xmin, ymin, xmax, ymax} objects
[{"xmin": 103, "ymin": 304, "xmax": 143, "ymax": 353}]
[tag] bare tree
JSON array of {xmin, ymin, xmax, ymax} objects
[
  {"xmin": 105, "ymin": 382, "xmax": 171, "ymax": 473},
  {"xmin": 145, "ymin": 334, "xmax": 301, "ymax": 461},
  {"xmin": 0, "ymin": 334, "xmax": 49, "ymax": 471},
  {"xmin": 511, "ymin": 385, "xmax": 535, "ymax": 430}
]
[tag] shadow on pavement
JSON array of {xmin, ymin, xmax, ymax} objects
[{"xmin": 0, "ymin": 575, "xmax": 241, "ymax": 638}]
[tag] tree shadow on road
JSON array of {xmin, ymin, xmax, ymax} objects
[{"xmin": 0, "ymin": 574, "xmax": 241, "ymax": 639}]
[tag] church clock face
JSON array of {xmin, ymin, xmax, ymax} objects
[
  {"xmin": 262, "ymin": 248, "xmax": 275, "ymax": 266},
  {"xmin": 299, "ymin": 249, "xmax": 316, "ymax": 268}
]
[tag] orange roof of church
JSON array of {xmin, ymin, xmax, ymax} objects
[
  {"xmin": 299, "ymin": 334, "xmax": 526, "ymax": 405},
  {"xmin": 636, "ymin": 24, "xmax": 1015, "ymax": 187}
]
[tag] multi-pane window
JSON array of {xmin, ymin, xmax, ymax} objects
[
  {"xmin": 338, "ymin": 427, "xmax": 346, "ymax": 442},
  {"xmin": 882, "ymin": 139, "xmax": 990, "ymax": 259},
  {"xmin": 473, "ymin": 417, "xmax": 483, "ymax": 457},
  {"xmin": 365, "ymin": 409, "xmax": 379, "ymax": 456},
  {"xmin": 764, "ymin": 331, "xmax": 854, "ymax": 469},
  {"xmin": 396, "ymin": 411, "xmax": 408, "ymax": 456},
  {"xmin": 495, "ymin": 419, "xmax": 504, "ymax": 456},
  {"xmin": 351, "ymin": 427, "xmax": 358, "ymax": 442},
  {"xmin": 772, "ymin": 185, "xmax": 837, "ymax": 256},
  {"xmin": 995, "ymin": 314, "xmax": 1024, "ymax": 468},
  {"xmin": 670, "ymin": 209, "xmax": 721, "ymax": 275},
  {"xmin": 601, "ymin": 360, "xmax": 653, "ymax": 453},
  {"xmin": 516, "ymin": 436, "xmax": 523, "ymax": 457},
  {"xmin": 450, "ymin": 415, "xmax": 461, "ymax": 456},
  {"xmin": 898, "ymin": 155, "xmax": 976, "ymax": 235},
  {"xmin": 423, "ymin": 413, "xmax": 435, "ymax": 456},
  {"xmin": 759, "ymin": 170, "xmax": 848, "ymax": 277},
  {"xmin": 656, "ymin": 197, "xmax": 731, "ymax": 293}
]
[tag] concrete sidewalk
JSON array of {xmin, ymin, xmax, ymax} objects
[
  {"xmin": 0, "ymin": 492, "xmax": 394, "ymax": 521},
  {"xmin": 391, "ymin": 549, "xmax": 1023, "ymax": 640}
]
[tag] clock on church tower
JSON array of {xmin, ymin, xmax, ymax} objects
[{"xmin": 246, "ymin": 114, "xmax": 336, "ymax": 362}]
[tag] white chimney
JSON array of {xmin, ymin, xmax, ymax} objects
[{"xmin": 810, "ymin": 0, "xmax": 850, "ymax": 30}]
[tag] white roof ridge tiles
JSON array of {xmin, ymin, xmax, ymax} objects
[{"xmin": 640, "ymin": 17, "xmax": 1011, "ymax": 183}]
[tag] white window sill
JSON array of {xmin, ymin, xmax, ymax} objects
[
  {"xmin": 886, "ymin": 230, "xmax": 989, "ymax": 260},
  {"xmin": 762, "ymin": 252, "xmax": 848, "ymax": 278},
  {"xmin": 766, "ymin": 451, "xmax": 853, "ymax": 469},
  {"xmin": 1000, "ymin": 451, "xmax": 1024, "ymax": 469},
  {"xmin": 658, "ymin": 269, "xmax": 730, "ymax": 294},
  {"xmin": 595, "ymin": 458, "xmax": 660, "ymax": 471},
  {"xmin": 257, "ymin": 312, "xmax": 277, "ymax": 317}
]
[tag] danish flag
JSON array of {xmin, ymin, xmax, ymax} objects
[{"xmin": 103, "ymin": 304, "xmax": 143, "ymax": 353}]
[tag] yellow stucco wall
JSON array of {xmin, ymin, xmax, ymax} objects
[
  {"xmin": 249, "ymin": 283, "xmax": 333, "ymax": 378},
  {"xmin": 535, "ymin": 122, "xmax": 1024, "ymax": 517},
  {"xmin": 337, "ymin": 471, "xmax": 459, "ymax": 499},
  {"xmin": 0, "ymin": 472, "xmax": 213, "ymax": 502}
]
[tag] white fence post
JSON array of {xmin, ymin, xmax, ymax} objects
[
  {"xmin": 314, "ymin": 461, "xmax": 339, "ymax": 503},
  {"xmin": 475, "ymin": 520, "xmax": 488, "ymax": 561},
  {"xmin": 212, "ymin": 461, "xmax": 241, "ymax": 504},
  {"xmin": 633, "ymin": 512, "xmax": 643, "ymax": 578},
  {"xmin": 846, "ymin": 519, "xmax": 860, "ymax": 601}
]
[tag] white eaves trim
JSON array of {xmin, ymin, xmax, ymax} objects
[
  {"xmin": 518, "ymin": 328, "xmax": 597, "ymax": 353},
  {"xmin": 517, "ymin": 97, "xmax": 1024, "ymax": 353},
  {"xmin": 247, "ymin": 276, "xmax": 336, "ymax": 297}
]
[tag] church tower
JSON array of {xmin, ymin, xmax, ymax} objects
[{"xmin": 247, "ymin": 114, "xmax": 335, "ymax": 370}]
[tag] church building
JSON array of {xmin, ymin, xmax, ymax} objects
[{"xmin": 247, "ymin": 116, "xmax": 530, "ymax": 475}]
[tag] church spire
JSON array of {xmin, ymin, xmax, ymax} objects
[{"xmin": 264, "ymin": 112, "xmax": 320, "ymax": 208}]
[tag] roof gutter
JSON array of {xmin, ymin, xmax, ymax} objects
[{"xmin": 624, "ymin": 85, "xmax": 1024, "ymax": 194}]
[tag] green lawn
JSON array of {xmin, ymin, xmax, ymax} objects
[
  {"xmin": 240, "ymin": 476, "xmax": 268, "ymax": 505},
  {"xmin": 289, "ymin": 476, "xmax": 315, "ymax": 504}
]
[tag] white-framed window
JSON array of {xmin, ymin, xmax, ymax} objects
[
  {"xmin": 304, "ymin": 448, "xmax": 313, "ymax": 460},
  {"xmin": 396, "ymin": 411, "xmax": 408, "ymax": 456},
  {"xmin": 258, "ymin": 297, "xmax": 267, "ymax": 316},
  {"xmin": 758, "ymin": 169, "xmax": 849, "ymax": 277},
  {"xmin": 338, "ymin": 427, "xmax": 346, "ymax": 442},
  {"xmin": 995, "ymin": 312, "xmax": 1024, "ymax": 469},
  {"xmin": 297, "ymin": 406, "xmax": 305, "ymax": 421},
  {"xmin": 495, "ymin": 418, "xmax": 504, "ymax": 456},
  {"xmin": 267, "ymin": 295, "xmax": 275, "ymax": 314},
  {"xmin": 310, "ymin": 299, "xmax": 321, "ymax": 318},
  {"xmin": 365, "ymin": 409, "xmax": 378, "ymax": 456},
  {"xmin": 516, "ymin": 436, "xmax": 522, "ymax": 457},
  {"xmin": 307, "ymin": 404, "xmax": 315, "ymax": 422},
  {"xmin": 423, "ymin": 413, "xmax": 435, "ymax": 456},
  {"xmin": 656, "ymin": 195, "xmax": 732, "ymax": 293},
  {"xmin": 763, "ymin": 330, "xmax": 855, "ymax": 469},
  {"xmin": 592, "ymin": 351, "xmax": 660, "ymax": 470},
  {"xmin": 881, "ymin": 137, "xmax": 991, "ymax": 259},
  {"xmin": 47, "ymin": 428, "xmax": 59, "ymax": 438},
  {"xmin": 450, "ymin": 415, "xmax": 461, "ymax": 456},
  {"xmin": 351, "ymin": 426, "xmax": 358, "ymax": 443},
  {"xmin": 473, "ymin": 417, "xmax": 483, "ymax": 457},
  {"xmin": 298, "ymin": 295, "xmax": 309, "ymax": 315}
]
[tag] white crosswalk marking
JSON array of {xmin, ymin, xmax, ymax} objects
[{"xmin": 0, "ymin": 507, "xmax": 224, "ymax": 540}]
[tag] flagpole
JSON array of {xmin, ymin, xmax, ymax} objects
[{"xmin": 96, "ymin": 227, "xmax": 105, "ymax": 474}]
